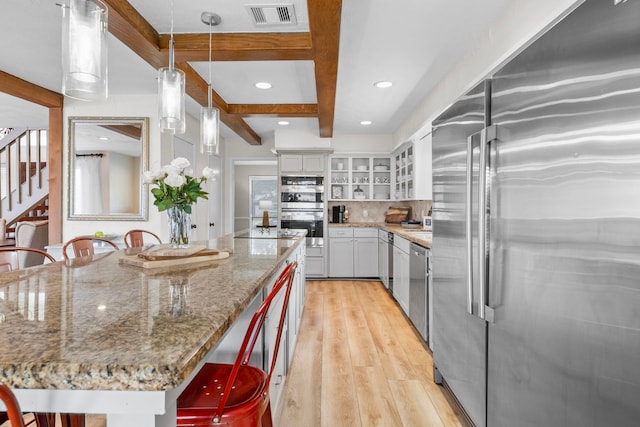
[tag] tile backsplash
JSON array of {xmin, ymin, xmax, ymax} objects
[{"xmin": 328, "ymin": 200, "xmax": 432, "ymax": 224}]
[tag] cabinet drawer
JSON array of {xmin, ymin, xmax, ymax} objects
[
  {"xmin": 354, "ymin": 228, "xmax": 378, "ymax": 238},
  {"xmin": 306, "ymin": 246, "xmax": 324, "ymax": 257},
  {"xmin": 329, "ymin": 227, "xmax": 353, "ymax": 238}
]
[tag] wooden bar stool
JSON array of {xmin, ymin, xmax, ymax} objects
[
  {"xmin": 62, "ymin": 237, "xmax": 118, "ymax": 260},
  {"xmin": 123, "ymin": 229, "xmax": 162, "ymax": 248},
  {"xmin": 177, "ymin": 261, "xmax": 298, "ymax": 426}
]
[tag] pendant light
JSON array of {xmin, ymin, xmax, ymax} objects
[
  {"xmin": 159, "ymin": 0, "xmax": 186, "ymax": 134},
  {"xmin": 200, "ymin": 12, "xmax": 221, "ymax": 155},
  {"xmin": 62, "ymin": 0, "xmax": 108, "ymax": 101}
]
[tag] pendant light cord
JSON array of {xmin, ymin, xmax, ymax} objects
[
  {"xmin": 169, "ymin": 0, "xmax": 175, "ymax": 71},
  {"xmin": 208, "ymin": 15, "xmax": 213, "ymax": 109}
]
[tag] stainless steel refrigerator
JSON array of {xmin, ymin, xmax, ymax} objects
[{"xmin": 431, "ymin": 1, "xmax": 640, "ymax": 426}]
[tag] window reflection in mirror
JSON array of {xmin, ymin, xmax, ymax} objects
[{"xmin": 68, "ymin": 117, "xmax": 148, "ymax": 220}]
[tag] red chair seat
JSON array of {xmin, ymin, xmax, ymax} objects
[{"xmin": 177, "ymin": 364, "xmax": 269, "ymax": 426}]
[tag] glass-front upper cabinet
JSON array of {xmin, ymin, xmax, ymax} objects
[
  {"xmin": 329, "ymin": 155, "xmax": 392, "ymax": 201},
  {"xmin": 394, "ymin": 143, "xmax": 414, "ymax": 200}
]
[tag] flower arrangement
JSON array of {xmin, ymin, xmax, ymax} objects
[{"xmin": 143, "ymin": 157, "xmax": 216, "ymax": 214}]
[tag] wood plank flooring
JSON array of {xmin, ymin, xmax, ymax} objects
[{"xmin": 276, "ymin": 280, "xmax": 465, "ymax": 427}]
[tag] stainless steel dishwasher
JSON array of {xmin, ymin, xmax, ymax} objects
[{"xmin": 409, "ymin": 242, "xmax": 428, "ymax": 342}]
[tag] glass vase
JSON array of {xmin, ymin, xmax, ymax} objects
[{"xmin": 167, "ymin": 206, "xmax": 191, "ymax": 248}]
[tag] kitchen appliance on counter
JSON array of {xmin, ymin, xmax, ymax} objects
[
  {"xmin": 332, "ymin": 205, "xmax": 346, "ymax": 223},
  {"xmin": 431, "ymin": 1, "xmax": 640, "ymax": 426}
]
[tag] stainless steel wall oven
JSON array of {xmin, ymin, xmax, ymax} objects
[{"xmin": 280, "ymin": 176, "xmax": 325, "ymax": 248}]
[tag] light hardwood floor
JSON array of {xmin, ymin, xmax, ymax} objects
[{"xmin": 275, "ymin": 280, "xmax": 465, "ymax": 427}]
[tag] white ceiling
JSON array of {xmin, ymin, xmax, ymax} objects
[{"xmin": 0, "ymin": 0, "xmax": 514, "ymax": 141}]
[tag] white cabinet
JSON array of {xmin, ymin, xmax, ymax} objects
[
  {"xmin": 329, "ymin": 227, "xmax": 379, "ymax": 277},
  {"xmin": 329, "ymin": 228, "xmax": 354, "ymax": 277},
  {"xmin": 393, "ymin": 135, "xmax": 432, "ymax": 200},
  {"xmin": 354, "ymin": 228, "xmax": 379, "ymax": 277},
  {"xmin": 392, "ymin": 235, "xmax": 410, "ymax": 314},
  {"xmin": 393, "ymin": 143, "xmax": 414, "ymax": 200},
  {"xmin": 329, "ymin": 155, "xmax": 392, "ymax": 201},
  {"xmin": 268, "ymin": 244, "xmax": 306, "ymax": 413},
  {"xmin": 279, "ymin": 153, "xmax": 326, "ymax": 174}
]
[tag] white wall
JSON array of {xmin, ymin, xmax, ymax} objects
[
  {"xmin": 222, "ymin": 133, "xmax": 277, "ymax": 234},
  {"xmin": 394, "ymin": 0, "xmax": 582, "ymax": 146}
]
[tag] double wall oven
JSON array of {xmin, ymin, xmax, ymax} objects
[{"xmin": 280, "ymin": 176, "xmax": 324, "ymax": 248}]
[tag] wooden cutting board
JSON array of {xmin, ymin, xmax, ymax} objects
[{"xmin": 119, "ymin": 248, "xmax": 230, "ymax": 269}]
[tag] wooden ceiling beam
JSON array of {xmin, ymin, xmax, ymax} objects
[
  {"xmin": 228, "ymin": 104, "xmax": 318, "ymax": 118},
  {"xmin": 101, "ymin": 0, "xmax": 165, "ymax": 68},
  {"xmin": 169, "ymin": 33, "xmax": 314, "ymax": 62},
  {"xmin": 0, "ymin": 71, "xmax": 63, "ymax": 108},
  {"xmin": 102, "ymin": 0, "xmax": 261, "ymax": 145},
  {"xmin": 308, "ymin": 0, "xmax": 342, "ymax": 138}
]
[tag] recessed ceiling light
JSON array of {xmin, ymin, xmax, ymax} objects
[
  {"xmin": 277, "ymin": 120, "xmax": 290, "ymax": 126},
  {"xmin": 360, "ymin": 120, "xmax": 372, "ymax": 126},
  {"xmin": 99, "ymin": 136, "xmax": 109, "ymax": 140},
  {"xmin": 255, "ymin": 82, "xmax": 272, "ymax": 89},
  {"xmin": 374, "ymin": 81, "xmax": 393, "ymax": 88}
]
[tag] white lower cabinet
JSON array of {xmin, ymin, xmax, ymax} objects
[
  {"xmin": 329, "ymin": 227, "xmax": 379, "ymax": 277},
  {"xmin": 392, "ymin": 235, "xmax": 410, "ymax": 314}
]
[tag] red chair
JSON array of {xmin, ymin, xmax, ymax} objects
[
  {"xmin": 177, "ymin": 261, "xmax": 298, "ymax": 426},
  {"xmin": 62, "ymin": 237, "xmax": 118, "ymax": 260},
  {"xmin": 124, "ymin": 229, "xmax": 162, "ymax": 248},
  {"xmin": 0, "ymin": 383, "xmax": 26, "ymax": 427}
]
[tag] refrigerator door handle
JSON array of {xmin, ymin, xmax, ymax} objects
[
  {"xmin": 465, "ymin": 133, "xmax": 476, "ymax": 315},
  {"xmin": 477, "ymin": 128, "xmax": 488, "ymax": 320},
  {"xmin": 479, "ymin": 125, "xmax": 497, "ymax": 322}
]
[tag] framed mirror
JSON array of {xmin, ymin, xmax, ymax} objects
[{"xmin": 68, "ymin": 117, "xmax": 149, "ymax": 220}]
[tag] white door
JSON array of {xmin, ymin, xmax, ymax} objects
[{"xmin": 208, "ymin": 155, "xmax": 222, "ymax": 238}]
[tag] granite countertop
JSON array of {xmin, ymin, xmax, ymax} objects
[
  {"xmin": 0, "ymin": 232, "xmax": 304, "ymax": 392},
  {"xmin": 328, "ymin": 222, "xmax": 432, "ymax": 248}
]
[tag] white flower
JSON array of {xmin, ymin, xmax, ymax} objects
[
  {"xmin": 171, "ymin": 157, "xmax": 191, "ymax": 171},
  {"xmin": 202, "ymin": 167, "xmax": 217, "ymax": 180},
  {"xmin": 164, "ymin": 172, "xmax": 186, "ymax": 187},
  {"xmin": 162, "ymin": 164, "xmax": 179, "ymax": 176},
  {"xmin": 142, "ymin": 170, "xmax": 156, "ymax": 184}
]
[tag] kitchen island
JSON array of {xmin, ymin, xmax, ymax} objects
[{"xmin": 0, "ymin": 231, "xmax": 305, "ymax": 426}]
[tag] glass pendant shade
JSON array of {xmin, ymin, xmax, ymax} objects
[
  {"xmin": 200, "ymin": 106, "xmax": 220, "ymax": 155},
  {"xmin": 158, "ymin": 65, "xmax": 186, "ymax": 134},
  {"xmin": 62, "ymin": 0, "xmax": 108, "ymax": 101}
]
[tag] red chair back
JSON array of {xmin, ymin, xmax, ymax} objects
[
  {"xmin": 215, "ymin": 261, "xmax": 297, "ymax": 421},
  {"xmin": 0, "ymin": 384, "xmax": 25, "ymax": 427}
]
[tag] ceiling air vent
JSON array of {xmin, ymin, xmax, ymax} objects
[{"xmin": 246, "ymin": 4, "xmax": 297, "ymax": 26}]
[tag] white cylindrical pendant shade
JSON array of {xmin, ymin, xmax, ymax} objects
[
  {"xmin": 200, "ymin": 107, "xmax": 220, "ymax": 154},
  {"xmin": 158, "ymin": 67, "xmax": 186, "ymax": 134},
  {"xmin": 62, "ymin": 0, "xmax": 108, "ymax": 101}
]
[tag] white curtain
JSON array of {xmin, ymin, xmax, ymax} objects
[{"xmin": 74, "ymin": 156, "xmax": 103, "ymax": 214}]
